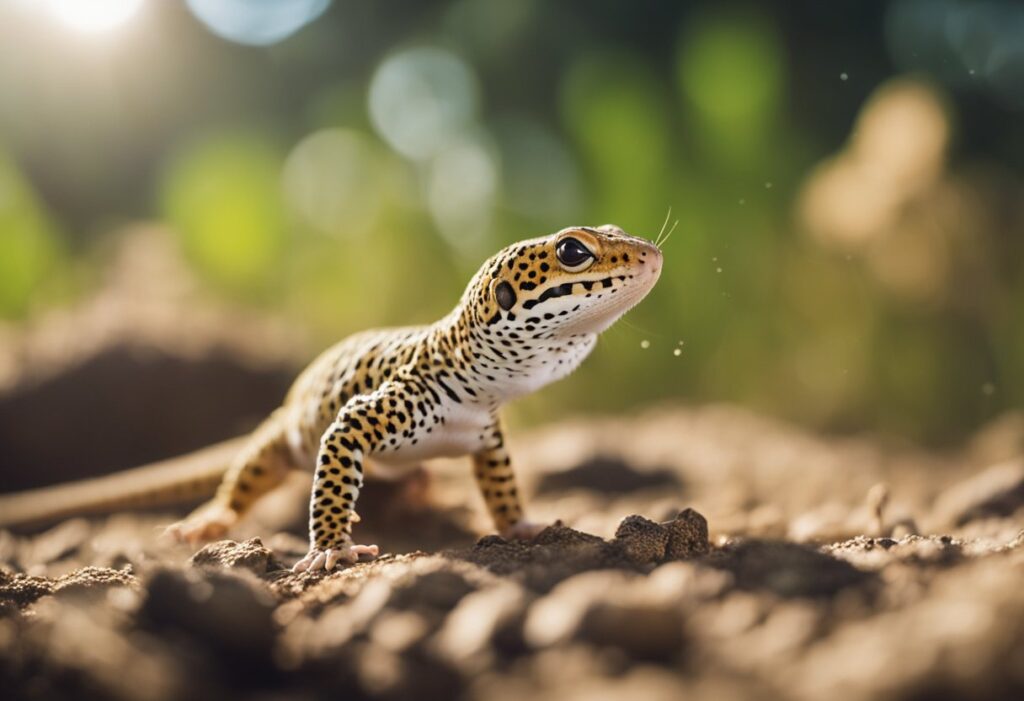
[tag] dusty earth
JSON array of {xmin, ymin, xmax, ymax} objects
[
  {"xmin": 1, "ymin": 237, "xmax": 1023, "ymax": 701},
  {"xmin": 2, "ymin": 403, "xmax": 1023, "ymax": 701}
]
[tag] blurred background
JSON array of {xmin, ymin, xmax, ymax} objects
[{"xmin": 1, "ymin": 0, "xmax": 1022, "ymax": 453}]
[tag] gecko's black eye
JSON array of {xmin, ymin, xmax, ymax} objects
[
  {"xmin": 495, "ymin": 281, "xmax": 517, "ymax": 311},
  {"xmin": 556, "ymin": 237, "xmax": 595, "ymax": 271}
]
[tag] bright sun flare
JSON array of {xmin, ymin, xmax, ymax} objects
[{"xmin": 46, "ymin": 0, "xmax": 144, "ymax": 34}]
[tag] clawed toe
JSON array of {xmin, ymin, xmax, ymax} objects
[
  {"xmin": 292, "ymin": 543, "xmax": 379, "ymax": 573},
  {"xmin": 162, "ymin": 519, "xmax": 228, "ymax": 545},
  {"xmin": 163, "ymin": 503, "xmax": 237, "ymax": 545}
]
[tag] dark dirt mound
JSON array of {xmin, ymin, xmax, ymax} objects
[{"xmin": 533, "ymin": 455, "xmax": 682, "ymax": 496}]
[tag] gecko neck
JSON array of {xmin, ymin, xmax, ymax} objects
[{"xmin": 423, "ymin": 305, "xmax": 597, "ymax": 406}]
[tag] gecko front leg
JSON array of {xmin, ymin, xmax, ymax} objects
[
  {"xmin": 292, "ymin": 382, "xmax": 415, "ymax": 573},
  {"xmin": 472, "ymin": 418, "xmax": 545, "ymax": 540}
]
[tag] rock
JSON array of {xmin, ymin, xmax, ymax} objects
[
  {"xmin": 532, "ymin": 525, "xmax": 605, "ymax": 549},
  {"xmin": 475, "ymin": 534, "xmax": 508, "ymax": 548},
  {"xmin": 189, "ymin": 537, "xmax": 285, "ymax": 574},
  {"xmin": 613, "ymin": 515, "xmax": 669, "ymax": 564},
  {"xmin": 454, "ymin": 512, "xmax": 711, "ymax": 592},
  {"xmin": 611, "ymin": 509, "xmax": 709, "ymax": 565},
  {"xmin": 455, "ymin": 525, "xmax": 615, "ymax": 592},
  {"xmin": 664, "ymin": 508, "xmax": 710, "ymax": 559}
]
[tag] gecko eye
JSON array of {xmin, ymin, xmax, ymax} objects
[
  {"xmin": 494, "ymin": 281, "xmax": 517, "ymax": 311},
  {"xmin": 556, "ymin": 237, "xmax": 595, "ymax": 272}
]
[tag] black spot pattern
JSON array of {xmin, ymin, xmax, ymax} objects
[{"xmin": 192, "ymin": 225, "xmax": 661, "ymax": 563}]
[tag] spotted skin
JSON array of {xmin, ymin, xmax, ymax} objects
[
  {"xmin": 472, "ymin": 418, "xmax": 522, "ymax": 533},
  {"xmin": 167, "ymin": 225, "xmax": 663, "ymax": 571}
]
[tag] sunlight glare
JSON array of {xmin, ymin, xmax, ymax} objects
[{"xmin": 46, "ymin": 0, "xmax": 144, "ymax": 33}]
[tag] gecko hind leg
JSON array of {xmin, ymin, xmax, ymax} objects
[
  {"xmin": 472, "ymin": 418, "xmax": 548, "ymax": 541},
  {"xmin": 165, "ymin": 414, "xmax": 294, "ymax": 545}
]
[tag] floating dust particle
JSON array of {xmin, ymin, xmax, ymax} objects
[
  {"xmin": 673, "ymin": 348, "xmax": 681, "ymax": 357},
  {"xmin": 716, "ymin": 267, "xmax": 723, "ymax": 273},
  {"xmin": 982, "ymin": 382, "xmax": 995, "ymax": 396},
  {"xmin": 765, "ymin": 181, "xmax": 773, "ymax": 189},
  {"xmin": 640, "ymin": 340, "xmax": 651, "ymax": 350},
  {"xmin": 840, "ymin": 72, "xmax": 849, "ymax": 81},
  {"xmin": 739, "ymin": 198, "xmax": 746, "ymax": 205}
]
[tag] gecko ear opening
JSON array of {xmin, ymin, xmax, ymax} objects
[{"xmin": 494, "ymin": 280, "xmax": 517, "ymax": 311}]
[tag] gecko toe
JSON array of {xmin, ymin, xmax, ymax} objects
[
  {"xmin": 325, "ymin": 549, "xmax": 345, "ymax": 570},
  {"xmin": 351, "ymin": 544, "xmax": 379, "ymax": 559},
  {"xmin": 309, "ymin": 551, "xmax": 327, "ymax": 572}
]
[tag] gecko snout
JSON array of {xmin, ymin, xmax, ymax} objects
[{"xmin": 634, "ymin": 239, "xmax": 663, "ymax": 280}]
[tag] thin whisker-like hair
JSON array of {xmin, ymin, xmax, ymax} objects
[
  {"xmin": 659, "ymin": 219, "xmax": 679, "ymax": 248},
  {"xmin": 619, "ymin": 316, "xmax": 667, "ymax": 339},
  {"xmin": 655, "ymin": 207, "xmax": 672, "ymax": 248}
]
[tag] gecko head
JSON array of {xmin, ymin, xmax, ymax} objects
[{"xmin": 467, "ymin": 224, "xmax": 662, "ymax": 338}]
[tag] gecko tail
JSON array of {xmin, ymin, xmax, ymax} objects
[{"xmin": 0, "ymin": 437, "xmax": 248, "ymax": 532}]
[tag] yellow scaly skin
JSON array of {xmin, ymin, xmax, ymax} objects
[{"xmin": 165, "ymin": 225, "xmax": 663, "ymax": 572}]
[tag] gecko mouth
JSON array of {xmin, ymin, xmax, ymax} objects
[{"xmin": 522, "ymin": 277, "xmax": 617, "ymax": 310}]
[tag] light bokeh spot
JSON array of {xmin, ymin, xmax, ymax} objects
[
  {"xmin": 282, "ymin": 128, "xmax": 386, "ymax": 239},
  {"xmin": 886, "ymin": 0, "xmax": 1024, "ymax": 108},
  {"xmin": 185, "ymin": 0, "xmax": 330, "ymax": 46},
  {"xmin": 369, "ymin": 47, "xmax": 479, "ymax": 162},
  {"xmin": 427, "ymin": 133, "xmax": 499, "ymax": 247},
  {"xmin": 495, "ymin": 116, "xmax": 582, "ymax": 226}
]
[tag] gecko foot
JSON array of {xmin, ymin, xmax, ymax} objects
[
  {"xmin": 501, "ymin": 520, "xmax": 548, "ymax": 541},
  {"xmin": 292, "ymin": 543, "xmax": 379, "ymax": 573},
  {"xmin": 163, "ymin": 502, "xmax": 238, "ymax": 545}
]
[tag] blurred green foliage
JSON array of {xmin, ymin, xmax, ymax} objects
[
  {"xmin": 0, "ymin": 0, "xmax": 1021, "ymax": 444},
  {"xmin": 0, "ymin": 151, "xmax": 61, "ymax": 318},
  {"xmin": 161, "ymin": 133, "xmax": 287, "ymax": 298},
  {"xmin": 677, "ymin": 10, "xmax": 783, "ymax": 167}
]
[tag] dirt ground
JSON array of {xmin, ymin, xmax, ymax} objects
[
  {"xmin": 2, "ymin": 402, "xmax": 1023, "ymax": 701},
  {"xmin": 1, "ymin": 238, "xmax": 1022, "ymax": 700}
]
